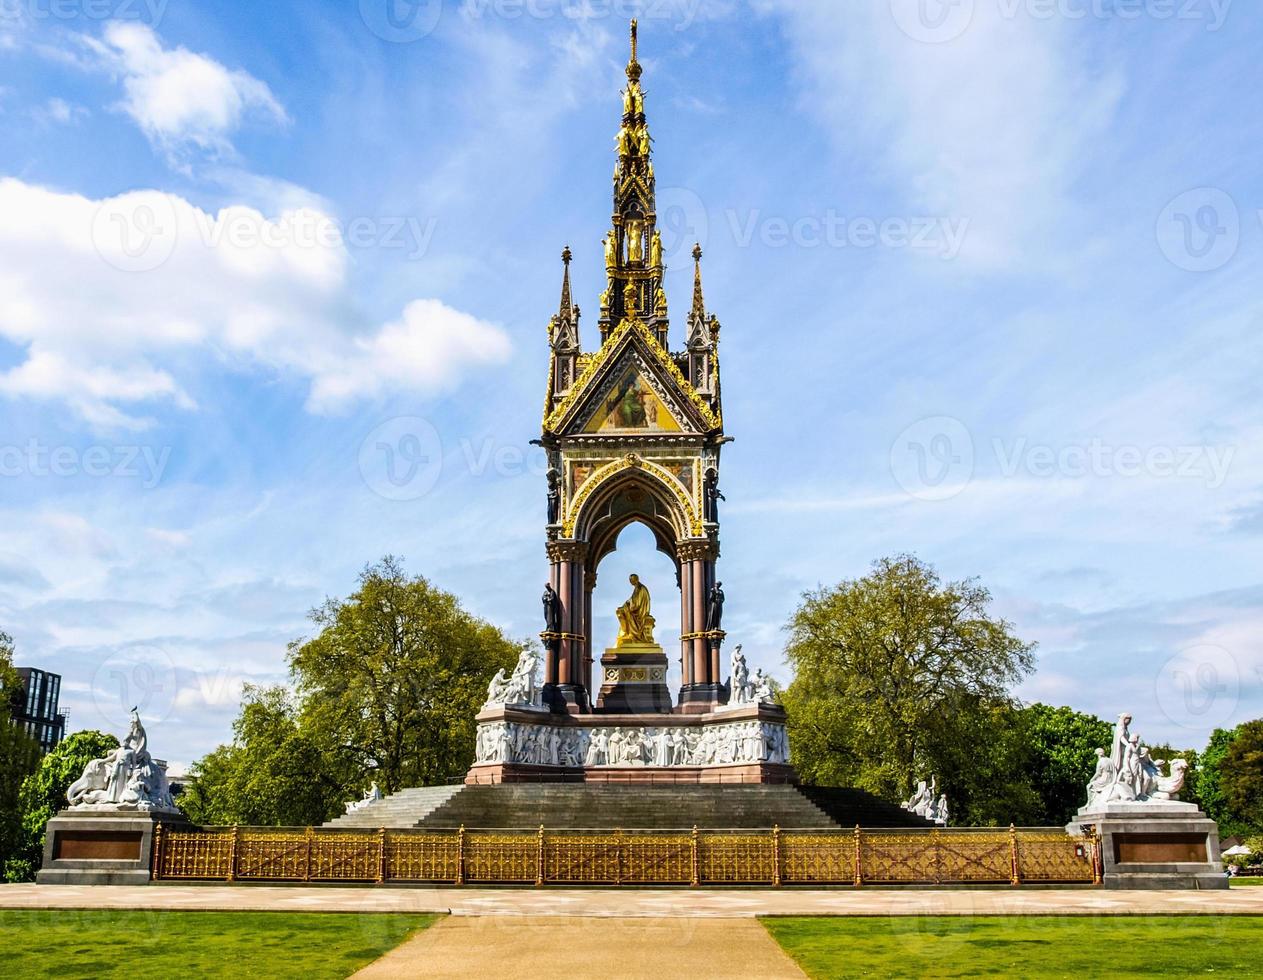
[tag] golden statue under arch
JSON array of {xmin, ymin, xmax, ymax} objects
[{"xmin": 615, "ymin": 573, "xmax": 655, "ymax": 646}]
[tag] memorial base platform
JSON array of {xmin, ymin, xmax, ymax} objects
[{"xmin": 1068, "ymin": 801, "xmax": 1228, "ymax": 890}]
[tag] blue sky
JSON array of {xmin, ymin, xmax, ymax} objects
[{"xmin": 1, "ymin": 0, "xmax": 1260, "ymax": 769}]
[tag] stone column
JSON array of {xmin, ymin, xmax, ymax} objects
[
  {"xmin": 677, "ymin": 538, "xmax": 722, "ymax": 712},
  {"xmin": 546, "ymin": 540, "xmax": 589, "ymax": 711},
  {"xmin": 679, "ymin": 559, "xmax": 693, "ymax": 687},
  {"xmin": 583, "ymin": 572, "xmax": 596, "ymax": 701}
]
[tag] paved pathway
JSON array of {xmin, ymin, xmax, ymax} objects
[
  {"xmin": 350, "ymin": 916, "xmax": 806, "ymax": 979},
  {"xmin": 1, "ymin": 883, "xmax": 1259, "ymax": 917}
]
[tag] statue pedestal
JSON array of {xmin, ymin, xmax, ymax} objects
[
  {"xmin": 1068, "ymin": 802, "xmax": 1227, "ymax": 890},
  {"xmin": 596, "ymin": 642, "xmax": 673, "ymax": 713},
  {"xmin": 36, "ymin": 809, "xmax": 190, "ymax": 886}
]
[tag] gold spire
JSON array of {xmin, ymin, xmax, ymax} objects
[
  {"xmin": 559, "ymin": 245, "xmax": 573, "ymax": 317},
  {"xmin": 690, "ymin": 243, "xmax": 706, "ymax": 322},
  {"xmin": 627, "ymin": 19, "xmax": 642, "ymax": 83}
]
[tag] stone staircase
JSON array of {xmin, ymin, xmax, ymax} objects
[
  {"xmin": 324, "ymin": 784, "xmax": 934, "ymax": 831},
  {"xmin": 324, "ymin": 786, "xmax": 465, "ymax": 829}
]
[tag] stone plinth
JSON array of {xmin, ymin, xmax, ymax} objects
[
  {"xmin": 37, "ymin": 809, "xmax": 189, "ymax": 885},
  {"xmin": 1068, "ymin": 802, "xmax": 1227, "ymax": 890},
  {"xmin": 469, "ymin": 702, "xmax": 794, "ymax": 785},
  {"xmin": 596, "ymin": 642, "xmax": 673, "ymax": 713}
]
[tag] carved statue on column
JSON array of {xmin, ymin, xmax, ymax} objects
[
  {"xmin": 546, "ymin": 468, "xmax": 562, "ymax": 525},
  {"xmin": 542, "ymin": 583, "xmax": 562, "ymax": 635},
  {"xmin": 703, "ymin": 469, "xmax": 724, "ymax": 523},
  {"xmin": 615, "ymin": 573, "xmax": 655, "ymax": 646},
  {"xmin": 706, "ymin": 582, "xmax": 725, "ymax": 631}
]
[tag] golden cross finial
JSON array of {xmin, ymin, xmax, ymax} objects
[{"xmin": 627, "ymin": 19, "xmax": 642, "ymax": 81}]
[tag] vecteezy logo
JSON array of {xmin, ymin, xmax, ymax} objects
[
  {"xmin": 655, "ymin": 186, "xmax": 709, "ymax": 265},
  {"xmin": 889, "ymin": 0, "xmax": 975, "ymax": 44},
  {"xmin": 1156, "ymin": 187, "xmax": 1240, "ymax": 273},
  {"xmin": 358, "ymin": 0, "xmax": 443, "ymax": 43},
  {"xmin": 1155, "ymin": 644, "xmax": 1241, "ymax": 731},
  {"xmin": 890, "ymin": 416, "xmax": 975, "ymax": 501},
  {"xmin": 359, "ymin": 416, "xmax": 443, "ymax": 501},
  {"xmin": 90, "ymin": 193, "xmax": 180, "ymax": 273},
  {"xmin": 90, "ymin": 646, "xmax": 178, "ymax": 729}
]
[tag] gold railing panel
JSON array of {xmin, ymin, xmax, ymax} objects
[
  {"xmin": 780, "ymin": 833, "xmax": 857, "ymax": 884},
  {"xmin": 157, "ymin": 829, "xmax": 234, "ymax": 880},
  {"xmin": 464, "ymin": 832, "xmax": 536, "ymax": 883},
  {"xmin": 698, "ymin": 833, "xmax": 775, "ymax": 884},
  {"xmin": 152, "ymin": 826, "xmax": 1098, "ymax": 887},
  {"xmin": 1016, "ymin": 831, "xmax": 1096, "ymax": 883},
  {"xmin": 386, "ymin": 832, "xmax": 461, "ymax": 883}
]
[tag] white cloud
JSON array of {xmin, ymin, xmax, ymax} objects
[
  {"xmin": 762, "ymin": 1, "xmax": 1124, "ymax": 270},
  {"xmin": 87, "ymin": 22, "xmax": 287, "ymax": 160},
  {"xmin": 0, "ymin": 178, "xmax": 512, "ymax": 429}
]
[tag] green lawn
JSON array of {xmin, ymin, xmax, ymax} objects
[
  {"xmin": 762, "ymin": 915, "xmax": 1261, "ymax": 979},
  {"xmin": 0, "ymin": 909, "xmax": 437, "ymax": 979},
  {"xmin": 1230, "ymin": 876, "xmax": 1263, "ymax": 886}
]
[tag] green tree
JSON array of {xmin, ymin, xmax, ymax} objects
[
  {"xmin": 1221, "ymin": 720, "xmax": 1263, "ymax": 832},
  {"xmin": 783, "ymin": 555, "xmax": 1036, "ymax": 825},
  {"xmin": 289, "ymin": 557, "xmax": 523, "ymax": 794},
  {"xmin": 0, "ymin": 631, "xmax": 41, "ymax": 876},
  {"xmin": 179, "ymin": 686, "xmax": 341, "ymax": 827},
  {"xmin": 1198, "ymin": 726, "xmax": 1253, "ymax": 840},
  {"xmin": 1016, "ymin": 704, "xmax": 1113, "ymax": 826},
  {"xmin": 4, "ymin": 730, "xmax": 117, "ymax": 882}
]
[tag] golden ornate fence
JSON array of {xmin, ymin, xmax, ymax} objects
[{"xmin": 153, "ymin": 824, "xmax": 1099, "ymax": 886}]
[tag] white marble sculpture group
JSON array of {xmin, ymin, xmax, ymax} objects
[
  {"xmin": 482, "ymin": 649, "xmax": 543, "ymax": 711},
  {"xmin": 1083, "ymin": 712, "xmax": 1188, "ymax": 809},
  {"xmin": 344, "ymin": 781, "xmax": 383, "ymax": 814},
  {"xmin": 727, "ymin": 645, "xmax": 778, "ymax": 706},
  {"xmin": 475, "ymin": 719, "xmax": 791, "ymax": 768},
  {"xmin": 901, "ymin": 776, "xmax": 949, "ymax": 826},
  {"xmin": 67, "ymin": 709, "xmax": 178, "ymax": 814}
]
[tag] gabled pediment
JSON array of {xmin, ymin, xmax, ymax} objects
[{"xmin": 544, "ymin": 317, "xmax": 720, "ymax": 437}]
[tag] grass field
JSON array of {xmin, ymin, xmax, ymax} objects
[
  {"xmin": 1230, "ymin": 876, "xmax": 1263, "ymax": 886},
  {"xmin": 762, "ymin": 915, "xmax": 1262, "ymax": 979},
  {"xmin": 0, "ymin": 909, "xmax": 437, "ymax": 979}
]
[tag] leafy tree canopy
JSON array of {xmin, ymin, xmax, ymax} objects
[
  {"xmin": 1221, "ymin": 719, "xmax": 1263, "ymax": 833},
  {"xmin": 3, "ymin": 730, "xmax": 117, "ymax": 882},
  {"xmin": 783, "ymin": 555, "xmax": 1036, "ymax": 825},
  {"xmin": 289, "ymin": 556, "xmax": 523, "ymax": 795},
  {"xmin": 1015, "ymin": 704, "xmax": 1113, "ymax": 826},
  {"xmin": 183, "ymin": 557, "xmax": 523, "ymax": 826}
]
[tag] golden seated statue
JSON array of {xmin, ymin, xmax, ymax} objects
[{"xmin": 615, "ymin": 573, "xmax": 656, "ymax": 647}]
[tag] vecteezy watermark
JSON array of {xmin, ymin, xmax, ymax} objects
[
  {"xmin": 891, "ymin": 418, "xmax": 1236, "ymax": 500},
  {"xmin": 358, "ymin": 0, "xmax": 444, "ymax": 42},
  {"xmin": 91, "ymin": 193, "xmax": 180, "ymax": 274},
  {"xmin": 656, "ymin": 186, "xmax": 709, "ymax": 265},
  {"xmin": 1155, "ymin": 644, "xmax": 1241, "ymax": 731},
  {"xmin": 462, "ymin": 0, "xmax": 706, "ymax": 28},
  {"xmin": 1, "ymin": 0, "xmax": 171, "ymax": 25},
  {"xmin": 359, "ymin": 416, "xmax": 444, "ymax": 501},
  {"xmin": 359, "ymin": 417, "xmax": 552, "ymax": 501},
  {"xmin": 1156, "ymin": 187, "xmax": 1241, "ymax": 273},
  {"xmin": 90, "ymin": 195, "xmax": 438, "ymax": 273},
  {"xmin": 890, "ymin": 417, "xmax": 977, "ymax": 501},
  {"xmin": 90, "ymin": 646, "xmax": 178, "ymax": 730},
  {"xmin": 727, "ymin": 210, "xmax": 969, "ymax": 259},
  {"xmin": 889, "ymin": 0, "xmax": 1231, "ymax": 43},
  {"xmin": 993, "ymin": 438, "xmax": 1235, "ymax": 489},
  {"xmin": 0, "ymin": 440, "xmax": 170, "ymax": 488}
]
